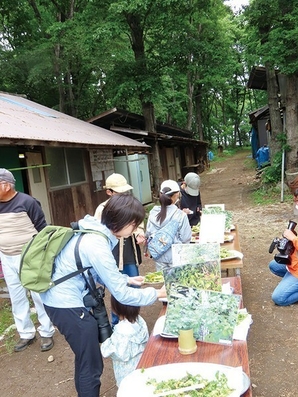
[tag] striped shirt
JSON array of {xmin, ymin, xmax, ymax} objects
[{"xmin": 0, "ymin": 192, "xmax": 46, "ymax": 255}]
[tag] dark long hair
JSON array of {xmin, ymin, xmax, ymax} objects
[
  {"xmin": 111, "ymin": 295, "xmax": 140, "ymax": 323},
  {"xmin": 101, "ymin": 194, "xmax": 145, "ymax": 232},
  {"xmin": 156, "ymin": 188, "xmax": 175, "ymax": 224}
]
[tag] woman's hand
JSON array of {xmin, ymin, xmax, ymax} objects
[
  {"xmin": 136, "ymin": 233, "xmax": 146, "ymax": 244},
  {"xmin": 156, "ymin": 284, "xmax": 167, "ymax": 299},
  {"xmin": 128, "ymin": 276, "xmax": 144, "ymax": 286},
  {"xmin": 183, "ymin": 208, "xmax": 193, "ymax": 214},
  {"xmin": 283, "ymin": 229, "xmax": 296, "ymax": 241}
]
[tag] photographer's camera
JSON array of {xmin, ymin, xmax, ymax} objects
[
  {"xmin": 83, "ymin": 286, "xmax": 112, "ymax": 343},
  {"xmin": 269, "ymin": 220, "xmax": 297, "ymax": 265}
]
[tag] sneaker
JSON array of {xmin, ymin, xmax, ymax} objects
[
  {"xmin": 14, "ymin": 337, "xmax": 36, "ymax": 352},
  {"xmin": 40, "ymin": 337, "xmax": 54, "ymax": 352}
]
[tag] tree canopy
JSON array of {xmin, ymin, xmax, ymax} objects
[{"xmin": 1, "ymin": 0, "xmax": 298, "ymax": 162}]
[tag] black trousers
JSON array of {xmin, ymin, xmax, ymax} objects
[{"xmin": 44, "ymin": 305, "xmax": 103, "ymax": 397}]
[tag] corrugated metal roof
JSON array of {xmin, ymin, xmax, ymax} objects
[{"xmin": 0, "ymin": 93, "xmax": 149, "ymax": 149}]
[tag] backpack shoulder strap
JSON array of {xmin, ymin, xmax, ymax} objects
[
  {"xmin": 52, "ymin": 229, "xmax": 108, "ymax": 288},
  {"xmin": 74, "ymin": 233, "xmax": 104, "ymax": 300}
]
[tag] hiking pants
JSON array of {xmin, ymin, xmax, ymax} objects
[
  {"xmin": 44, "ymin": 305, "xmax": 103, "ymax": 397},
  {"xmin": 0, "ymin": 252, "xmax": 54, "ymax": 339}
]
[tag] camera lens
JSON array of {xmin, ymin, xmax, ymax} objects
[
  {"xmin": 83, "ymin": 287, "xmax": 112, "ymax": 343},
  {"xmin": 93, "ymin": 302, "xmax": 112, "ymax": 343}
]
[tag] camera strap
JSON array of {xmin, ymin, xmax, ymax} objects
[{"xmin": 74, "ymin": 233, "xmax": 105, "ymax": 300}]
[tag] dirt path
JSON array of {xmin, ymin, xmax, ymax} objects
[
  {"xmin": 202, "ymin": 151, "xmax": 296, "ymax": 397},
  {"xmin": 0, "ymin": 149, "xmax": 296, "ymax": 396}
]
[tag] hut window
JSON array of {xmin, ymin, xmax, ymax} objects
[{"xmin": 45, "ymin": 147, "xmax": 86, "ymax": 187}]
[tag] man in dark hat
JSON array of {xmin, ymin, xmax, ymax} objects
[{"xmin": 0, "ymin": 168, "xmax": 55, "ymax": 352}]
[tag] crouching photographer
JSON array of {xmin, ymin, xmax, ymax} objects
[{"xmin": 269, "ymin": 221, "xmax": 298, "ymax": 306}]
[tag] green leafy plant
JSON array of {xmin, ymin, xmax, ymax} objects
[
  {"xmin": 0, "ymin": 301, "xmax": 38, "ymax": 354},
  {"xmin": 252, "ymin": 185, "xmax": 292, "ymax": 205},
  {"xmin": 163, "ymin": 288, "xmax": 241, "ymax": 344},
  {"xmin": 261, "ymin": 133, "xmax": 290, "ymax": 185},
  {"xmin": 0, "ymin": 302, "xmax": 14, "ymax": 335}
]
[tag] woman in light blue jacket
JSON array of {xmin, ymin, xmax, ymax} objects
[{"xmin": 41, "ymin": 194, "xmax": 165, "ymax": 397}]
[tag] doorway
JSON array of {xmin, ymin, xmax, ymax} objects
[{"xmin": 25, "ymin": 152, "xmax": 52, "ymax": 224}]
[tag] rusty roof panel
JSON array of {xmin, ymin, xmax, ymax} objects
[{"xmin": 0, "ymin": 93, "xmax": 149, "ymax": 148}]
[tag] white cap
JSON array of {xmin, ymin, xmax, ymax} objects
[
  {"xmin": 104, "ymin": 173, "xmax": 133, "ymax": 193},
  {"xmin": 160, "ymin": 180, "xmax": 180, "ymax": 195}
]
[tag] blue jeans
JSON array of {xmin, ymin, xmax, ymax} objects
[
  {"xmin": 269, "ymin": 260, "xmax": 298, "ymax": 305},
  {"xmin": 111, "ymin": 264, "xmax": 140, "ymax": 327}
]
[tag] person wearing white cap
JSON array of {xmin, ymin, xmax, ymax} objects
[
  {"xmin": 94, "ymin": 173, "xmax": 145, "ymax": 327},
  {"xmin": 180, "ymin": 172, "xmax": 202, "ymax": 226},
  {"xmin": 0, "ymin": 168, "xmax": 55, "ymax": 352},
  {"xmin": 145, "ymin": 179, "xmax": 192, "ymax": 270}
]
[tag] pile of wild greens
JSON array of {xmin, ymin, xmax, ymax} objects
[
  {"xmin": 164, "ymin": 262, "xmax": 221, "ymax": 292},
  {"xmin": 147, "ymin": 370, "xmax": 234, "ymax": 396},
  {"xmin": 163, "ymin": 288, "xmax": 241, "ymax": 344}
]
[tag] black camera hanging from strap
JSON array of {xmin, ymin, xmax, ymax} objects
[{"xmin": 74, "ymin": 233, "xmax": 112, "ymax": 343}]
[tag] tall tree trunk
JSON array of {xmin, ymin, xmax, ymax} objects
[
  {"xmin": 142, "ymin": 101, "xmax": 163, "ymax": 193},
  {"xmin": 265, "ymin": 64, "xmax": 283, "ymax": 160},
  {"xmin": 194, "ymin": 83, "xmax": 203, "ymax": 140},
  {"xmin": 54, "ymin": 43, "xmax": 65, "ymax": 113},
  {"xmin": 285, "ymin": 75, "xmax": 298, "ymax": 169},
  {"xmin": 125, "ymin": 13, "xmax": 162, "ymax": 194},
  {"xmin": 186, "ymin": 70, "xmax": 194, "ymax": 131}
]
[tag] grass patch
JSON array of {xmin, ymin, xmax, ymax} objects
[
  {"xmin": 210, "ymin": 147, "xmax": 251, "ymax": 165},
  {"xmin": 1, "ymin": 327, "xmax": 17, "ymax": 354},
  {"xmin": 0, "ymin": 300, "xmax": 39, "ymax": 354},
  {"xmin": 0, "ymin": 302, "xmax": 14, "ymax": 334},
  {"xmin": 244, "ymin": 156, "xmax": 257, "ymax": 171},
  {"xmin": 0, "ymin": 302, "xmax": 15, "ymax": 354},
  {"xmin": 252, "ymin": 186, "xmax": 293, "ymax": 205}
]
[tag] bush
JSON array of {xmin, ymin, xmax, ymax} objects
[{"xmin": 261, "ymin": 151, "xmax": 283, "ymax": 185}]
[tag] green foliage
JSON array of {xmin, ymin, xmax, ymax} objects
[
  {"xmin": 0, "ymin": 0, "xmax": 264, "ymax": 146},
  {"xmin": 210, "ymin": 147, "xmax": 251, "ymax": 164},
  {"xmin": 0, "ymin": 302, "xmax": 14, "ymax": 335},
  {"xmin": 261, "ymin": 134, "xmax": 290, "ymax": 185},
  {"xmin": 252, "ymin": 185, "xmax": 292, "ymax": 206},
  {"xmin": 0, "ymin": 301, "xmax": 38, "ymax": 353}
]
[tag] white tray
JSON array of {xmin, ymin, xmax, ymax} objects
[
  {"xmin": 117, "ymin": 362, "xmax": 250, "ymax": 397},
  {"xmin": 221, "ymin": 249, "xmax": 243, "ymax": 261}
]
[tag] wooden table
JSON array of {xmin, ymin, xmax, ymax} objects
[
  {"xmin": 221, "ymin": 226, "xmax": 243, "ymax": 276},
  {"xmin": 138, "ymin": 276, "xmax": 252, "ymax": 397}
]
